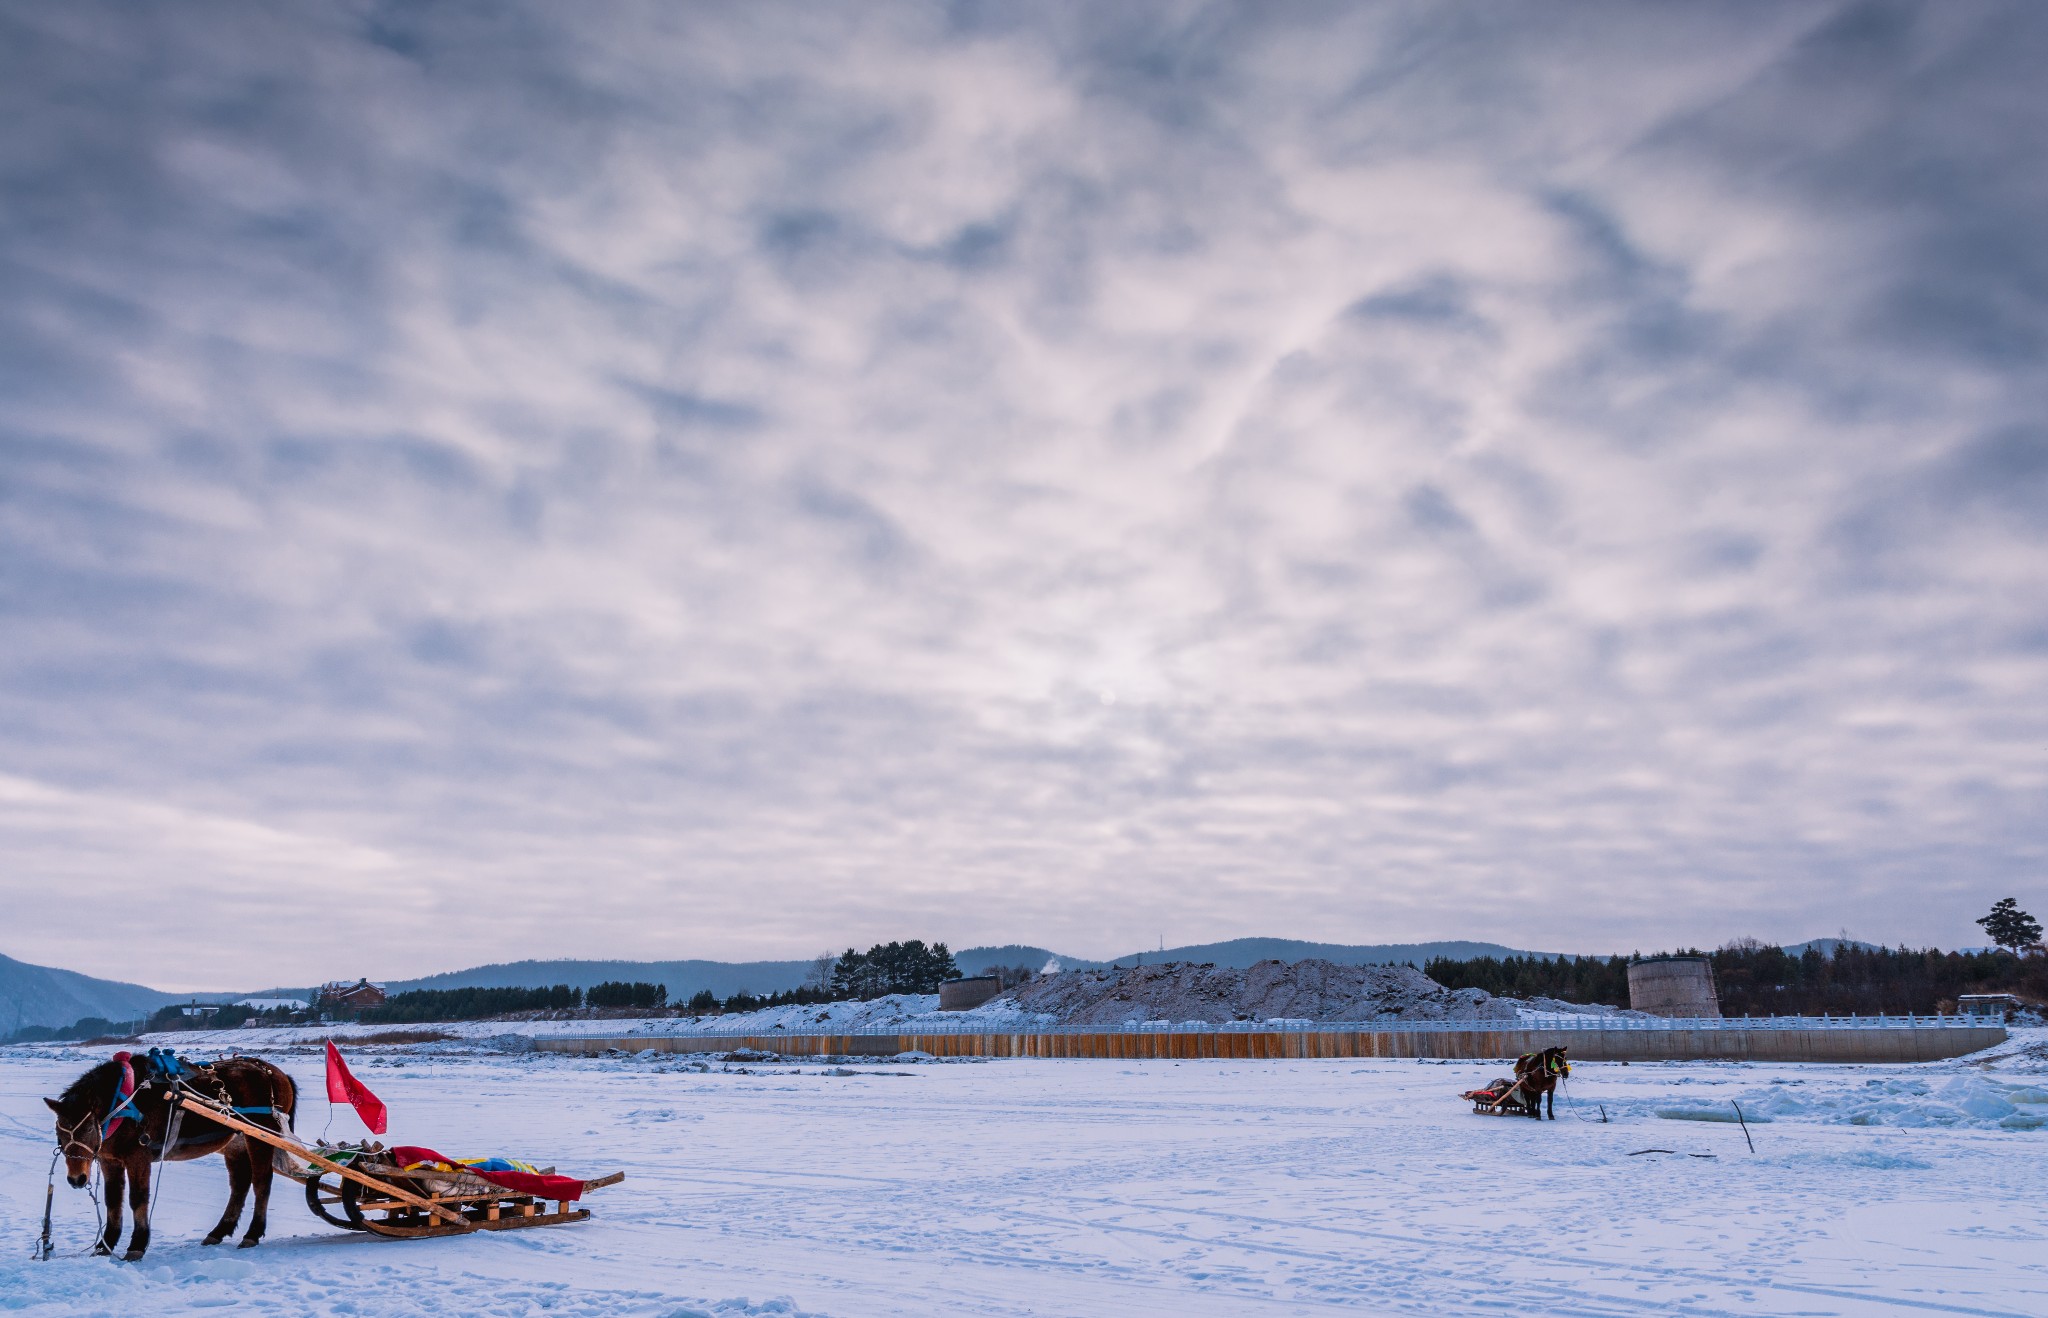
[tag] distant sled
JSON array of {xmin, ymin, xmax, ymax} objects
[{"xmin": 1460, "ymin": 1045, "xmax": 1569, "ymax": 1119}]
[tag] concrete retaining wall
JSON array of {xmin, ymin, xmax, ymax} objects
[{"xmin": 533, "ymin": 1024, "xmax": 2004, "ymax": 1065}]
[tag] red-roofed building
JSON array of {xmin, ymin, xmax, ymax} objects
[{"xmin": 315, "ymin": 979, "xmax": 387, "ymax": 1011}]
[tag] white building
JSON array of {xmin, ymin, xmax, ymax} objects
[{"xmin": 235, "ymin": 997, "xmax": 309, "ymax": 1012}]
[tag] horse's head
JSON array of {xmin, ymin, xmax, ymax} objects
[
  {"xmin": 42, "ymin": 1095, "xmax": 98, "ymax": 1187},
  {"xmin": 1549, "ymin": 1046, "xmax": 1570, "ymax": 1077}
]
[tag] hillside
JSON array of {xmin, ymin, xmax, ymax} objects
[
  {"xmin": 0, "ymin": 950, "xmax": 180, "ymax": 1033},
  {"xmin": 1784, "ymin": 938, "xmax": 1884, "ymax": 958},
  {"xmin": 1100, "ymin": 937, "xmax": 1552, "ymax": 969},
  {"xmin": 953, "ymin": 945, "xmax": 1106, "ymax": 975},
  {"xmin": 371, "ymin": 940, "xmax": 1558, "ymax": 999},
  {"xmin": 382, "ymin": 957, "xmax": 819, "ymax": 1002}
]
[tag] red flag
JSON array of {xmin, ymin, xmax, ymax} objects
[{"xmin": 325, "ymin": 1041, "xmax": 387, "ymax": 1134}]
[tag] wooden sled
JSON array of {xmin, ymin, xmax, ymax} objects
[
  {"xmin": 173, "ymin": 1091, "xmax": 623, "ymax": 1239},
  {"xmin": 1461, "ymin": 1077, "xmax": 1540, "ymax": 1117}
]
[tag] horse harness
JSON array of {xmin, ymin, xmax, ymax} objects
[{"xmin": 96, "ymin": 1050, "xmax": 281, "ymax": 1155}]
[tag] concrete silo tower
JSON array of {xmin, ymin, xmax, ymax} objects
[{"xmin": 1627, "ymin": 956, "xmax": 1722, "ymax": 1018}]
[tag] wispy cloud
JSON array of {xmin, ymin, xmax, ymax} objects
[{"xmin": 2, "ymin": 1, "xmax": 2044, "ymax": 988}]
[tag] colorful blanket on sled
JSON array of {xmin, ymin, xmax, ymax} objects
[
  {"xmin": 388, "ymin": 1146, "xmax": 587, "ymax": 1202},
  {"xmin": 1462, "ymin": 1078, "xmax": 1520, "ymax": 1104}
]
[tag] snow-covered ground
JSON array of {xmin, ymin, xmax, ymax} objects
[
  {"xmin": 4, "ymin": 1032, "xmax": 2045, "ymax": 1316},
  {"xmin": 132, "ymin": 994, "xmax": 1051, "ymax": 1050}
]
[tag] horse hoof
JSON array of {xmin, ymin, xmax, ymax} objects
[
  {"xmin": 92, "ymin": 1242, "xmax": 112, "ymax": 1257},
  {"xmin": 123, "ymin": 1249, "xmax": 147, "ymax": 1262},
  {"xmin": 202, "ymin": 1234, "xmax": 226, "ymax": 1246},
  {"xmin": 237, "ymin": 1237, "xmax": 262, "ymax": 1249}
]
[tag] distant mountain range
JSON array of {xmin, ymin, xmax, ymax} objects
[
  {"xmin": 960, "ymin": 937, "xmax": 1570, "ymax": 974},
  {"xmin": 245, "ymin": 938, "xmax": 1567, "ymax": 1003},
  {"xmin": 1096, "ymin": 937, "xmax": 1564, "ymax": 969},
  {"xmin": 0, "ymin": 935, "xmax": 1899, "ymax": 1036},
  {"xmin": 1782, "ymin": 938, "xmax": 1882, "ymax": 957},
  {"xmin": 0, "ymin": 951, "xmax": 182, "ymax": 1034},
  {"xmin": 386, "ymin": 957, "xmax": 821, "ymax": 1002}
]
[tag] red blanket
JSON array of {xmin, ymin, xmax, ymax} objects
[
  {"xmin": 1462, "ymin": 1078, "xmax": 1520, "ymax": 1102},
  {"xmin": 388, "ymin": 1146, "xmax": 586, "ymax": 1202}
]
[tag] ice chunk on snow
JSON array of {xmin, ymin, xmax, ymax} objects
[{"xmin": 1655, "ymin": 1075, "xmax": 2048, "ymax": 1131}]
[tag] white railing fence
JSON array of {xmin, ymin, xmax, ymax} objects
[{"xmin": 538, "ymin": 1012, "xmax": 1990, "ymax": 1043}]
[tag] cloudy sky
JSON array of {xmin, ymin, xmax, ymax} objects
[{"xmin": 3, "ymin": 1, "xmax": 2044, "ymax": 990}]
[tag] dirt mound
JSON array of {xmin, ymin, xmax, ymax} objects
[{"xmin": 996, "ymin": 959, "xmax": 1521, "ymax": 1026}]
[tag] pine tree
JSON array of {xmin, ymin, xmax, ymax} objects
[
  {"xmin": 1977, "ymin": 898, "xmax": 2043, "ymax": 955},
  {"xmin": 828, "ymin": 939, "xmax": 962, "ymax": 999}
]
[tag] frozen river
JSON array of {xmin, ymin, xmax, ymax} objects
[{"xmin": 3, "ymin": 1038, "xmax": 2045, "ymax": 1315}]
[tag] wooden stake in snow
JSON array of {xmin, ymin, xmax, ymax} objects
[{"xmin": 1732, "ymin": 1100, "xmax": 1755, "ymax": 1153}]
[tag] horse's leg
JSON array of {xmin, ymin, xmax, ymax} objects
[
  {"xmin": 1546, "ymin": 1084, "xmax": 1556, "ymax": 1120},
  {"xmin": 204, "ymin": 1140, "xmax": 252, "ymax": 1245},
  {"xmin": 97, "ymin": 1161, "xmax": 125, "ymax": 1256},
  {"xmin": 240, "ymin": 1133, "xmax": 276, "ymax": 1247},
  {"xmin": 122, "ymin": 1159, "xmax": 152, "ymax": 1260}
]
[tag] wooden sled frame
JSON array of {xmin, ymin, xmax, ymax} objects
[
  {"xmin": 173, "ymin": 1091, "xmax": 623, "ymax": 1239},
  {"xmin": 1463, "ymin": 1079, "xmax": 1541, "ymax": 1118}
]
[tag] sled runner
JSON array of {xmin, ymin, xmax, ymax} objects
[{"xmin": 173, "ymin": 1090, "xmax": 623, "ymax": 1239}]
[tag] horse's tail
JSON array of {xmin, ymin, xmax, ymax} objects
[
  {"xmin": 266, "ymin": 1063, "xmax": 298, "ymax": 1133},
  {"xmin": 265, "ymin": 1063, "xmax": 301, "ymax": 1175}
]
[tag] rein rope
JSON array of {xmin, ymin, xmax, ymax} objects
[
  {"xmin": 1558, "ymin": 1074, "xmax": 1610, "ymax": 1123},
  {"xmin": 33, "ymin": 1149, "xmax": 57, "ymax": 1261},
  {"xmin": 36, "ymin": 1111, "xmax": 101, "ymax": 1260}
]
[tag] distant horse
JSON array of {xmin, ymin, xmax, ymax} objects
[
  {"xmin": 45, "ymin": 1052, "xmax": 298, "ymax": 1259},
  {"xmin": 1510, "ymin": 1045, "xmax": 1570, "ymax": 1120},
  {"xmin": 1461, "ymin": 1045, "xmax": 1571, "ymax": 1118}
]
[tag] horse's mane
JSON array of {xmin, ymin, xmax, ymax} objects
[{"xmin": 58, "ymin": 1059, "xmax": 123, "ymax": 1108}]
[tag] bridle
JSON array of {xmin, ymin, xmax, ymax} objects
[{"xmin": 55, "ymin": 1110, "xmax": 99, "ymax": 1165}]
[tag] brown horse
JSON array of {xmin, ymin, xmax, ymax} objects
[
  {"xmin": 44, "ymin": 1052, "xmax": 298, "ymax": 1259},
  {"xmin": 1511, "ymin": 1045, "xmax": 1570, "ymax": 1119}
]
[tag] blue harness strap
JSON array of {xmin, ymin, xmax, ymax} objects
[
  {"xmin": 231, "ymin": 1106, "xmax": 275, "ymax": 1116},
  {"xmin": 102, "ymin": 1088, "xmax": 144, "ymax": 1140}
]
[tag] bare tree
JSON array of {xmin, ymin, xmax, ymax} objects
[{"xmin": 988, "ymin": 964, "xmax": 1039, "ymax": 990}]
